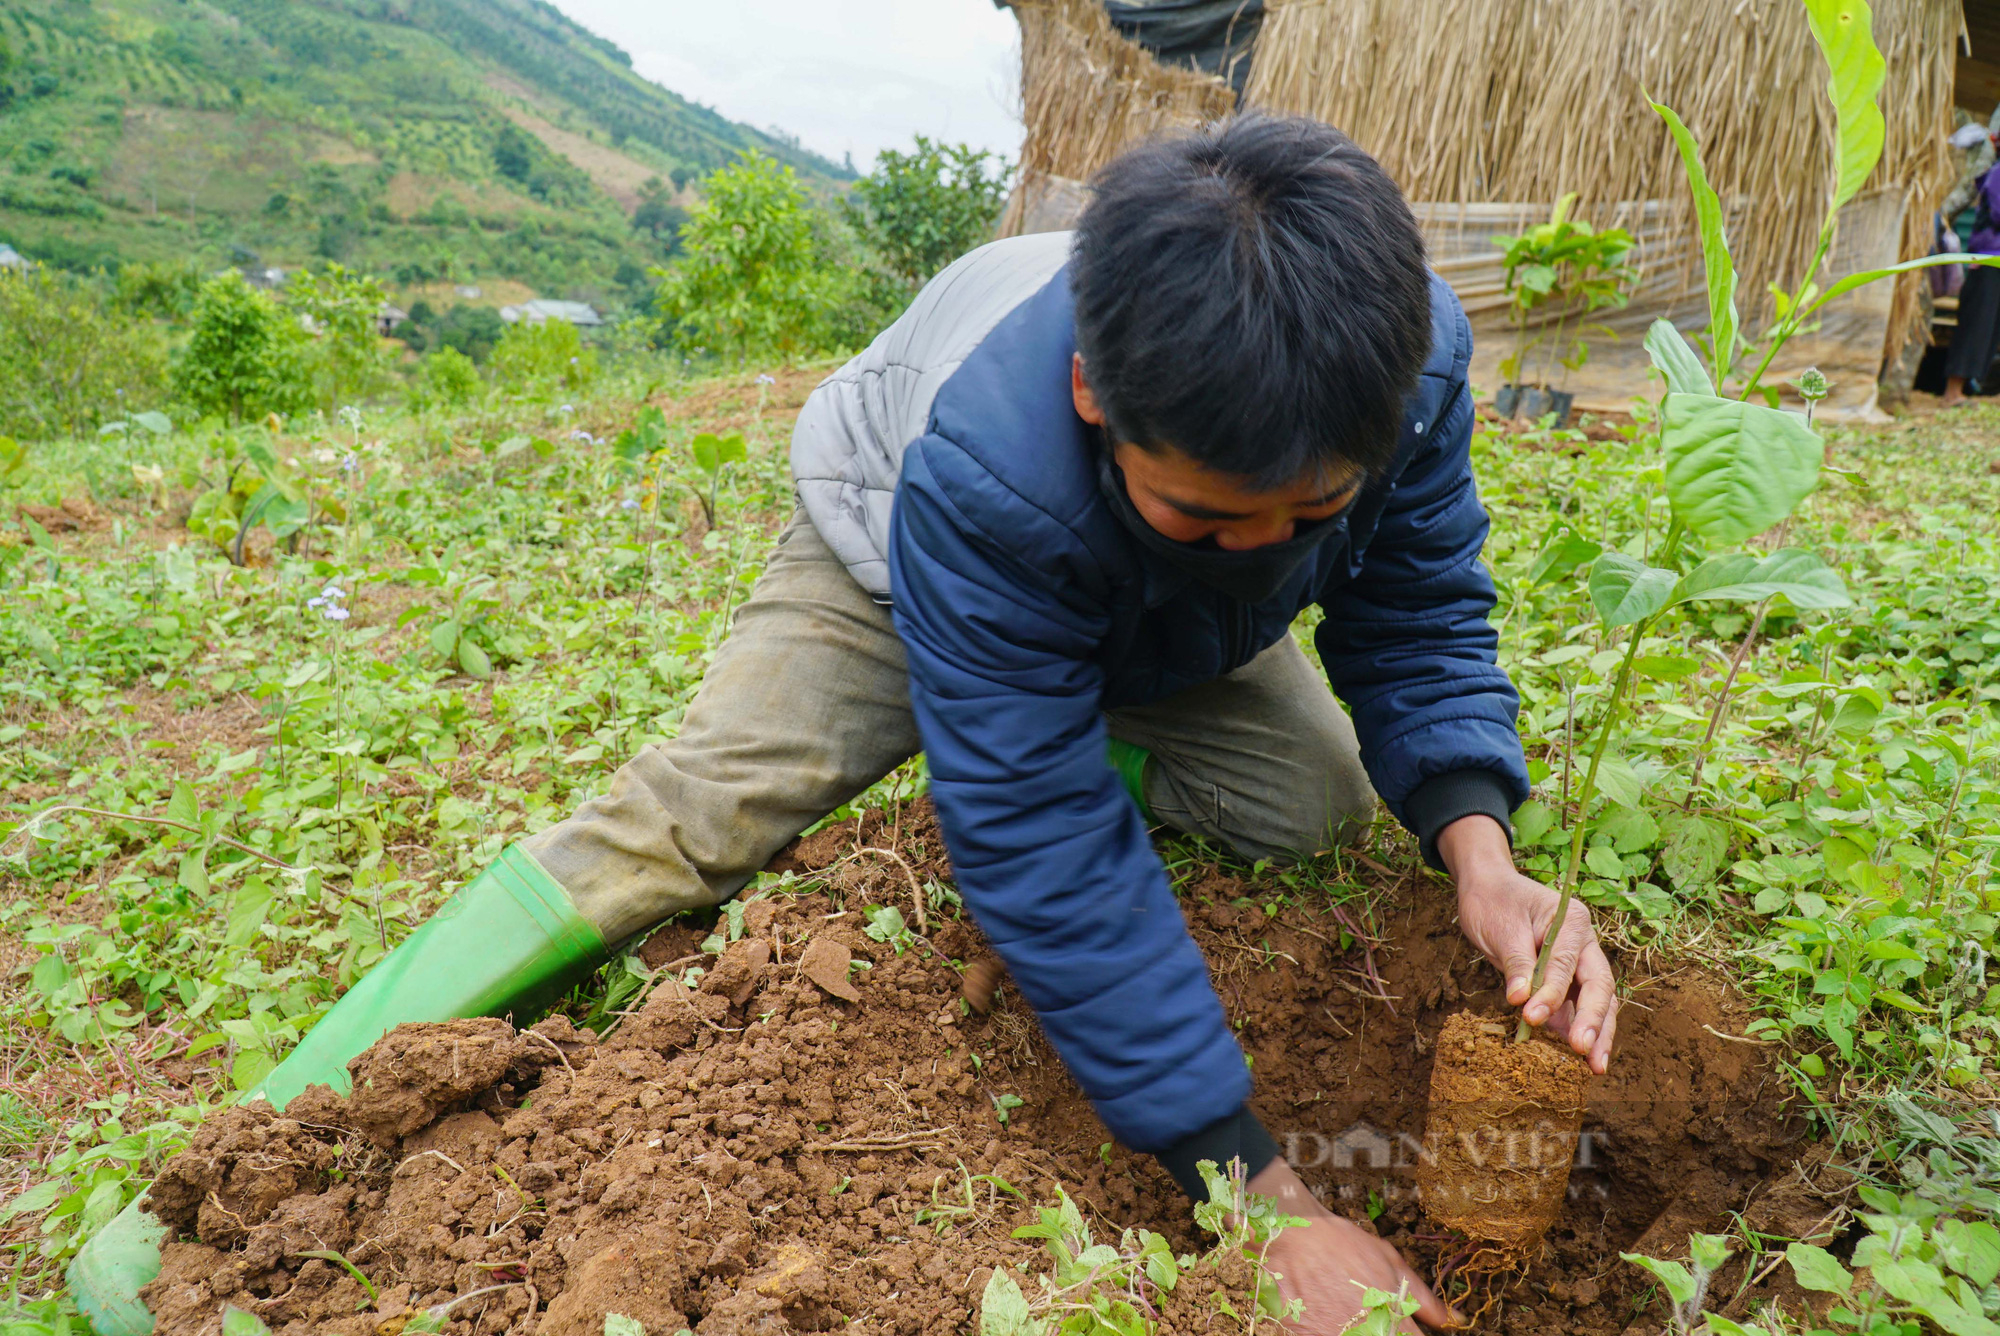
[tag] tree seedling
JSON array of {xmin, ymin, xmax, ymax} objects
[{"xmin": 1517, "ymin": 0, "xmax": 1975, "ymax": 1043}]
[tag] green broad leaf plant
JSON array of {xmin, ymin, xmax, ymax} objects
[
  {"xmin": 1494, "ymin": 193, "xmax": 1639, "ymax": 394},
  {"xmin": 1515, "ymin": 0, "xmax": 1978, "ymax": 1035}
]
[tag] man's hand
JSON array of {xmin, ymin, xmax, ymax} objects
[
  {"xmin": 1436, "ymin": 814, "xmax": 1618, "ymax": 1074},
  {"xmin": 1247, "ymin": 1158, "xmax": 1460, "ymax": 1333}
]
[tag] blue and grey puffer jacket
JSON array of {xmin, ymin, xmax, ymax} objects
[{"xmin": 791, "ymin": 232, "xmax": 1528, "ymax": 1156}]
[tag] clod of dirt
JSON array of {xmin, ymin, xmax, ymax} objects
[
  {"xmin": 1416, "ymin": 1010, "xmax": 1590, "ymax": 1254},
  {"xmin": 345, "ymin": 1017, "xmax": 527, "ymax": 1144},
  {"xmin": 538, "ymin": 1237, "xmax": 689, "ymax": 1335},
  {"xmin": 144, "ymin": 1107, "xmax": 350, "ymax": 1248},
  {"xmin": 701, "ymin": 938, "xmax": 771, "ymax": 1007},
  {"xmin": 798, "ymin": 937, "xmax": 860, "ymax": 1002}
]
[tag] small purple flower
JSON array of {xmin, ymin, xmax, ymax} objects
[
  {"xmin": 323, "ymin": 606, "xmax": 350, "ymax": 621},
  {"xmin": 620, "ymin": 499, "xmax": 640, "ymax": 511},
  {"xmin": 755, "ymin": 373, "xmax": 775, "ymax": 386}
]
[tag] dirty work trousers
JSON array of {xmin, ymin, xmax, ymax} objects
[{"xmin": 521, "ymin": 508, "xmax": 1377, "ymax": 944}]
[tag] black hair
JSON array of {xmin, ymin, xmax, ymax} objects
[{"xmin": 1071, "ymin": 114, "xmax": 1433, "ymax": 490}]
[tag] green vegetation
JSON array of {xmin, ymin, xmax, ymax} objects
[
  {"xmin": 978, "ymin": 1162, "xmax": 1304, "ymax": 1333},
  {"xmin": 0, "ymin": 0, "xmax": 843, "ymax": 292}
]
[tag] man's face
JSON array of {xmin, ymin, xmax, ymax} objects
[{"xmin": 1072, "ymin": 354, "xmax": 1361, "ymax": 550}]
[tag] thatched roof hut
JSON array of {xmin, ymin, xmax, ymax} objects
[{"xmin": 996, "ymin": 0, "xmax": 1969, "ymax": 417}]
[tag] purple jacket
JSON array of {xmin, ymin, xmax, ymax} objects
[{"xmin": 1971, "ymin": 168, "xmax": 2000, "ymax": 256}]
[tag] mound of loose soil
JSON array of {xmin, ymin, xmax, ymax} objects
[{"xmin": 138, "ymin": 808, "xmax": 1835, "ymax": 1335}]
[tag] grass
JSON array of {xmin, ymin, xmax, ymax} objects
[{"xmin": 1, "ymin": 362, "xmax": 1998, "ymax": 1329}]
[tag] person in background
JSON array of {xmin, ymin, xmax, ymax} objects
[{"xmin": 1942, "ymin": 119, "xmax": 2000, "ymax": 406}]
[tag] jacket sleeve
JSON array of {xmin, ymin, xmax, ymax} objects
[
  {"xmin": 1314, "ymin": 376, "xmax": 1529, "ymax": 862},
  {"xmin": 888, "ymin": 434, "xmax": 1252, "ymax": 1152}
]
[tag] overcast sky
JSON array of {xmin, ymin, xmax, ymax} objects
[{"xmin": 546, "ymin": 1, "xmax": 1024, "ymax": 172}]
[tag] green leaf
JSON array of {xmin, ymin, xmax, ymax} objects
[
  {"xmin": 226, "ymin": 881, "xmax": 274, "ymax": 949},
  {"xmin": 979, "ymin": 1269, "xmax": 1039, "ymax": 1336},
  {"xmin": 1937, "ymin": 1220, "xmax": 2000, "ymax": 1288},
  {"xmin": 1644, "ymin": 318, "xmax": 1715, "ymax": 397},
  {"xmin": 1785, "ymin": 1242, "xmax": 1852, "ymax": 1295},
  {"xmin": 1601, "ymin": 807, "xmax": 1660, "ymax": 853},
  {"xmin": 24, "ymin": 621, "xmax": 60, "ymax": 670},
  {"xmin": 1585, "ymin": 844, "xmax": 1629, "ymax": 880},
  {"xmin": 1702, "ymin": 1318, "xmax": 1772, "ymax": 1336},
  {"xmin": 133, "ymin": 410, "xmax": 174, "ymax": 435},
  {"xmin": 1802, "ymin": 0, "xmax": 1886, "ymax": 216},
  {"xmin": 1649, "ymin": 101, "xmax": 1739, "ymax": 380},
  {"xmin": 1662, "ymin": 395, "xmax": 1825, "ymax": 543},
  {"xmin": 603, "ymin": 1317, "xmax": 646, "ymax": 1336},
  {"xmin": 1674, "ymin": 549, "xmax": 1850, "ymax": 611},
  {"xmin": 690, "ymin": 433, "xmax": 722, "ymax": 475},
  {"xmin": 457, "ymin": 636, "xmax": 493, "ymax": 679},
  {"xmin": 166, "ymin": 780, "xmax": 200, "ymax": 828},
  {"xmin": 0, "ymin": 1178, "xmax": 64, "ymax": 1222},
  {"xmin": 222, "ymin": 1308, "xmax": 275, "ymax": 1336},
  {"xmin": 1588, "ymin": 554, "xmax": 1678, "ymax": 627},
  {"xmin": 177, "ymin": 850, "xmax": 209, "ymax": 897},
  {"xmin": 716, "ymin": 430, "xmax": 748, "ymax": 465},
  {"xmin": 1689, "ymin": 1232, "xmax": 1734, "ymax": 1275},
  {"xmin": 1621, "ymin": 1252, "xmax": 1698, "ymax": 1307},
  {"xmin": 1810, "ymin": 253, "xmax": 2000, "ymax": 318},
  {"xmin": 1633, "ymin": 654, "xmax": 1699, "ymax": 681},
  {"xmin": 262, "ymin": 493, "xmax": 310, "ymax": 540},
  {"xmin": 1660, "ymin": 814, "xmax": 1728, "ymax": 890},
  {"xmin": 1594, "ymin": 755, "xmax": 1645, "ymax": 809},
  {"xmin": 1528, "ymin": 523, "xmax": 1603, "ymax": 587},
  {"xmin": 429, "ymin": 619, "xmax": 460, "ymax": 658}
]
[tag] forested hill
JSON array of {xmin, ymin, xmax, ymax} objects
[{"xmin": 0, "ymin": 0, "xmax": 846, "ymax": 296}]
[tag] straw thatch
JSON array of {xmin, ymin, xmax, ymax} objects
[
  {"xmin": 1001, "ymin": 0, "xmax": 1962, "ymax": 370},
  {"xmin": 1245, "ymin": 0, "xmax": 1962, "ymax": 341},
  {"xmin": 1002, "ymin": 0, "xmax": 1236, "ymax": 235}
]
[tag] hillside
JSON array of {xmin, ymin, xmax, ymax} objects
[{"xmin": 0, "ymin": 0, "xmax": 848, "ymax": 304}]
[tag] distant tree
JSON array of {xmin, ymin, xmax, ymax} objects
[
  {"xmin": 115, "ymin": 260, "xmax": 207, "ymax": 321},
  {"xmin": 436, "ymin": 303, "xmax": 505, "ymax": 364},
  {"xmin": 173, "ymin": 272, "xmax": 311, "ymax": 424},
  {"xmin": 632, "ymin": 175, "xmax": 687, "ymax": 254},
  {"xmin": 655, "ymin": 151, "xmax": 838, "ymax": 360},
  {"xmin": 0, "ymin": 268, "xmax": 167, "ymax": 439},
  {"xmin": 843, "ymin": 138, "xmax": 1012, "ymax": 291},
  {"xmin": 491, "ymin": 318, "xmax": 594, "ymax": 392},
  {"xmin": 286, "ymin": 263, "xmax": 393, "ymax": 410},
  {"xmin": 669, "ymin": 164, "xmax": 693, "ymax": 193},
  {"xmin": 493, "ymin": 124, "xmax": 536, "ymax": 183},
  {"xmin": 411, "ymin": 345, "xmax": 483, "ymax": 410}
]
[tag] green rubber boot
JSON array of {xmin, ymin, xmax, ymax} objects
[
  {"xmin": 1107, "ymin": 738, "xmax": 1154, "ymax": 824},
  {"xmin": 67, "ymin": 844, "xmax": 609, "ymax": 1336}
]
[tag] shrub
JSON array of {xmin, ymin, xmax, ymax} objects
[
  {"xmin": 490, "ymin": 318, "xmax": 594, "ymax": 392},
  {"xmin": 115, "ymin": 260, "xmax": 207, "ymax": 320},
  {"xmin": 411, "ymin": 346, "xmax": 483, "ymax": 410},
  {"xmin": 654, "ymin": 150, "xmax": 837, "ymax": 360},
  {"xmin": 172, "ymin": 272, "xmax": 312, "ymax": 424},
  {"xmin": 0, "ymin": 267, "xmax": 167, "ymax": 439},
  {"xmin": 843, "ymin": 137, "xmax": 1012, "ymax": 291},
  {"xmin": 435, "ymin": 303, "xmax": 505, "ymax": 364},
  {"xmin": 285, "ymin": 263, "xmax": 394, "ymax": 411}
]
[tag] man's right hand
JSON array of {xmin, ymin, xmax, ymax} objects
[{"xmin": 1245, "ymin": 1158, "xmax": 1461, "ymax": 1334}]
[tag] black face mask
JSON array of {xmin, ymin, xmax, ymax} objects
[{"xmin": 1096, "ymin": 451, "xmax": 1352, "ymax": 605}]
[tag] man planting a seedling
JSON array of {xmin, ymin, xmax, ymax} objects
[{"xmin": 75, "ymin": 114, "xmax": 1618, "ymax": 1336}]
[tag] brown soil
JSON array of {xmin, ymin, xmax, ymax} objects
[
  {"xmin": 1416, "ymin": 1011, "xmax": 1589, "ymax": 1255},
  {"xmin": 137, "ymin": 808, "xmax": 1817, "ymax": 1335}
]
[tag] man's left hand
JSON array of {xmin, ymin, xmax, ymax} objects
[{"xmin": 1435, "ymin": 814, "xmax": 1618, "ymax": 1074}]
